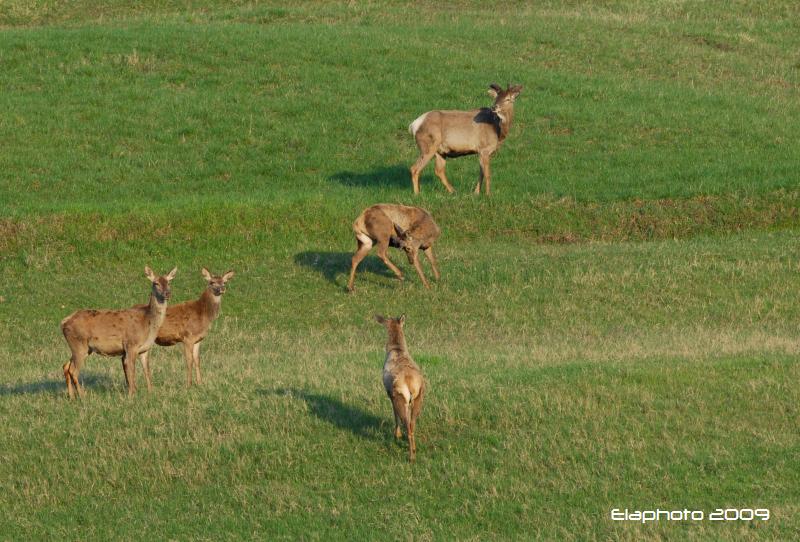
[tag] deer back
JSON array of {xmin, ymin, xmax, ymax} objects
[
  {"xmin": 155, "ymin": 290, "xmax": 221, "ymax": 345},
  {"xmin": 434, "ymin": 108, "xmax": 503, "ymax": 155}
]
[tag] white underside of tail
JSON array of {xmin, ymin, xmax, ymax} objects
[{"xmin": 408, "ymin": 112, "xmax": 429, "ymax": 136}]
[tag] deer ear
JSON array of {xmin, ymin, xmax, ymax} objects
[
  {"xmin": 222, "ymin": 270, "xmax": 235, "ymax": 283},
  {"xmin": 144, "ymin": 266, "xmax": 156, "ymax": 282},
  {"xmin": 165, "ymin": 267, "xmax": 177, "ymax": 282},
  {"xmin": 488, "ymin": 83, "xmax": 502, "ymax": 98},
  {"xmin": 393, "ymin": 224, "xmax": 407, "ymax": 238},
  {"xmin": 201, "ymin": 267, "xmax": 213, "ymax": 282},
  {"xmin": 374, "ymin": 314, "xmax": 386, "ymax": 325},
  {"xmin": 510, "ymin": 84, "xmax": 523, "ymax": 97},
  {"xmin": 399, "ymin": 314, "xmax": 406, "ymax": 325}
]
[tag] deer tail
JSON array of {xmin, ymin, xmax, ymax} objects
[{"xmin": 408, "ymin": 112, "xmax": 429, "ymax": 136}]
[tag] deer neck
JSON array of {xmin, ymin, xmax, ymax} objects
[
  {"xmin": 495, "ymin": 106, "xmax": 514, "ymax": 140},
  {"xmin": 145, "ymin": 290, "xmax": 168, "ymax": 341},
  {"xmin": 200, "ymin": 287, "xmax": 222, "ymax": 321},
  {"xmin": 385, "ymin": 329, "xmax": 409, "ymax": 356}
]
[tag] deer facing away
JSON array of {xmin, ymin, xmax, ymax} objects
[
  {"xmin": 60, "ymin": 266, "xmax": 177, "ymax": 398},
  {"xmin": 348, "ymin": 204, "xmax": 441, "ymax": 292},
  {"xmin": 375, "ymin": 314, "xmax": 425, "ymax": 462},
  {"xmin": 138, "ymin": 268, "xmax": 234, "ymax": 388},
  {"xmin": 409, "ymin": 83, "xmax": 523, "ymax": 195}
]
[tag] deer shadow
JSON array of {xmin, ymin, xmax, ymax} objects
[
  {"xmin": 260, "ymin": 387, "xmax": 386, "ymax": 441},
  {"xmin": 328, "ymin": 164, "xmax": 410, "ymax": 189},
  {"xmin": 0, "ymin": 374, "xmax": 114, "ymax": 396},
  {"xmin": 293, "ymin": 251, "xmax": 399, "ymax": 288}
]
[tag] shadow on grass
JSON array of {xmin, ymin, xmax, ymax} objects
[
  {"xmin": 0, "ymin": 374, "xmax": 114, "ymax": 396},
  {"xmin": 328, "ymin": 164, "xmax": 409, "ymax": 189},
  {"xmin": 293, "ymin": 251, "xmax": 398, "ymax": 288},
  {"xmin": 260, "ymin": 387, "xmax": 387, "ymax": 441}
]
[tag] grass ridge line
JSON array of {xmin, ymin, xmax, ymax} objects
[{"xmin": 1, "ymin": 189, "xmax": 797, "ymax": 254}]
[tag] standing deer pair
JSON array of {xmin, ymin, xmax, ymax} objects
[
  {"xmin": 61, "ymin": 266, "xmax": 176, "ymax": 399},
  {"xmin": 409, "ymin": 83, "xmax": 523, "ymax": 195},
  {"xmin": 61, "ymin": 266, "xmax": 233, "ymax": 397}
]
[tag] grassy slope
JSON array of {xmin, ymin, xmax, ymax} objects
[{"xmin": 0, "ymin": 2, "xmax": 799, "ymax": 540}]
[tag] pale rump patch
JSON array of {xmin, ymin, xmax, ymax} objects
[
  {"xmin": 408, "ymin": 112, "xmax": 429, "ymax": 136},
  {"xmin": 356, "ymin": 232, "xmax": 373, "ymax": 247},
  {"xmin": 395, "ymin": 382, "xmax": 412, "ymax": 404}
]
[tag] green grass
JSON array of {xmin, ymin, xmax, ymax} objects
[{"xmin": 1, "ymin": 1, "xmax": 799, "ymax": 540}]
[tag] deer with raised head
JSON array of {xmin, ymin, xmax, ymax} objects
[
  {"xmin": 375, "ymin": 314, "xmax": 425, "ymax": 462},
  {"xmin": 348, "ymin": 204, "xmax": 441, "ymax": 292},
  {"xmin": 60, "ymin": 266, "xmax": 177, "ymax": 398},
  {"xmin": 409, "ymin": 83, "xmax": 523, "ymax": 195},
  {"xmin": 138, "ymin": 268, "xmax": 234, "ymax": 389}
]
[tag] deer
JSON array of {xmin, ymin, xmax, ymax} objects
[
  {"xmin": 138, "ymin": 268, "xmax": 234, "ymax": 389},
  {"xmin": 347, "ymin": 204, "xmax": 441, "ymax": 292},
  {"xmin": 60, "ymin": 266, "xmax": 177, "ymax": 399},
  {"xmin": 409, "ymin": 83, "xmax": 523, "ymax": 195},
  {"xmin": 375, "ymin": 314, "xmax": 425, "ymax": 462}
]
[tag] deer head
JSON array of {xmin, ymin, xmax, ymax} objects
[
  {"xmin": 201, "ymin": 268, "xmax": 235, "ymax": 297},
  {"xmin": 393, "ymin": 225, "xmax": 422, "ymax": 264},
  {"xmin": 145, "ymin": 266, "xmax": 177, "ymax": 303},
  {"xmin": 488, "ymin": 83, "xmax": 523, "ymax": 118},
  {"xmin": 375, "ymin": 314, "xmax": 406, "ymax": 336},
  {"xmin": 375, "ymin": 314, "xmax": 405, "ymax": 326},
  {"xmin": 375, "ymin": 314, "xmax": 408, "ymax": 351}
]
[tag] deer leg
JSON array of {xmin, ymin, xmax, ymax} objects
[
  {"xmin": 392, "ymin": 394, "xmax": 414, "ymax": 461},
  {"xmin": 63, "ymin": 361, "xmax": 74, "ymax": 399},
  {"xmin": 64, "ymin": 350, "xmax": 86, "ymax": 399},
  {"xmin": 474, "ymin": 157, "xmax": 482, "ymax": 194},
  {"xmin": 433, "ymin": 154, "xmax": 455, "ymax": 193},
  {"xmin": 410, "ymin": 251, "xmax": 430, "ymax": 289},
  {"xmin": 423, "ymin": 247, "xmax": 440, "ymax": 281},
  {"xmin": 410, "ymin": 149, "xmax": 436, "ymax": 195},
  {"xmin": 392, "ymin": 393, "xmax": 413, "ymax": 454},
  {"xmin": 64, "ymin": 338, "xmax": 88, "ymax": 398},
  {"xmin": 408, "ymin": 415, "xmax": 417, "ymax": 462},
  {"xmin": 409, "ymin": 387, "xmax": 424, "ymax": 461},
  {"xmin": 394, "ymin": 411, "xmax": 403, "ymax": 439},
  {"xmin": 475, "ymin": 154, "xmax": 491, "ymax": 195},
  {"xmin": 376, "ymin": 241, "xmax": 404, "ymax": 282},
  {"xmin": 183, "ymin": 341, "xmax": 194, "ymax": 387},
  {"xmin": 123, "ymin": 349, "xmax": 137, "ymax": 396},
  {"xmin": 120, "ymin": 355, "xmax": 126, "ymax": 388},
  {"xmin": 140, "ymin": 350, "xmax": 153, "ymax": 392},
  {"xmin": 347, "ymin": 236, "xmax": 373, "ymax": 292},
  {"xmin": 192, "ymin": 342, "xmax": 202, "ymax": 385}
]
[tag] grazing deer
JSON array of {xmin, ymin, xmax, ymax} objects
[
  {"xmin": 375, "ymin": 314, "xmax": 425, "ymax": 462},
  {"xmin": 60, "ymin": 266, "xmax": 177, "ymax": 398},
  {"xmin": 409, "ymin": 83, "xmax": 523, "ymax": 195},
  {"xmin": 138, "ymin": 268, "xmax": 234, "ymax": 389},
  {"xmin": 348, "ymin": 204, "xmax": 441, "ymax": 292}
]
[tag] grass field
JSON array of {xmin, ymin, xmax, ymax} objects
[{"xmin": 1, "ymin": 1, "xmax": 799, "ymax": 539}]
